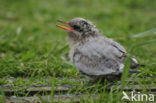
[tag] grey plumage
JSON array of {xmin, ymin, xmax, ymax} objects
[
  {"xmin": 57, "ymin": 18, "xmax": 141, "ymax": 80},
  {"xmin": 72, "ymin": 37, "xmax": 125, "ymax": 75}
]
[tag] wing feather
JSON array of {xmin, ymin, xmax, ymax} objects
[{"xmin": 73, "ymin": 37, "xmax": 127, "ymax": 76}]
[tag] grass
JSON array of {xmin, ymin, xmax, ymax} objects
[{"xmin": 0, "ymin": 0, "xmax": 156, "ymax": 102}]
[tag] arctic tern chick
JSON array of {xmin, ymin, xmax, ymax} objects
[{"xmin": 56, "ymin": 18, "xmax": 141, "ymax": 80}]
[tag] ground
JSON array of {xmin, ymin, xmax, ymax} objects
[{"xmin": 0, "ymin": 0, "xmax": 156, "ymax": 102}]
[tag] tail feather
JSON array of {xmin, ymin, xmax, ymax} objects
[
  {"xmin": 129, "ymin": 69, "xmax": 141, "ymax": 73},
  {"xmin": 130, "ymin": 58, "xmax": 145, "ymax": 69}
]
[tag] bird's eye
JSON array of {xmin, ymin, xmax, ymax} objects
[{"xmin": 73, "ymin": 25, "xmax": 80, "ymax": 30}]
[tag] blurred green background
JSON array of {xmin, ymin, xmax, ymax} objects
[
  {"xmin": 0, "ymin": 0, "xmax": 156, "ymax": 91},
  {"xmin": 0, "ymin": 0, "xmax": 156, "ymax": 102}
]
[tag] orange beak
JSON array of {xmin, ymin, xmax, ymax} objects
[{"xmin": 56, "ymin": 20, "xmax": 74, "ymax": 31}]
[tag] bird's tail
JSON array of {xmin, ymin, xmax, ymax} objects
[
  {"xmin": 130, "ymin": 58, "xmax": 145, "ymax": 69},
  {"xmin": 129, "ymin": 69, "xmax": 141, "ymax": 73},
  {"xmin": 129, "ymin": 58, "xmax": 145, "ymax": 73}
]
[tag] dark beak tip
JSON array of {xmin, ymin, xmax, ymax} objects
[{"xmin": 57, "ymin": 20, "xmax": 64, "ymax": 23}]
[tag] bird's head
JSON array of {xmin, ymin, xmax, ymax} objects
[{"xmin": 57, "ymin": 18, "xmax": 101, "ymax": 42}]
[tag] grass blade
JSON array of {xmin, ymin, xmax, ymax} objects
[
  {"xmin": 121, "ymin": 56, "xmax": 131, "ymax": 89},
  {"xmin": 132, "ymin": 28, "xmax": 156, "ymax": 38}
]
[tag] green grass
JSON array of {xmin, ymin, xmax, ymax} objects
[{"xmin": 0, "ymin": 0, "xmax": 156, "ymax": 102}]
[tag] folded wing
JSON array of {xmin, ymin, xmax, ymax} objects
[{"xmin": 73, "ymin": 37, "xmax": 127, "ymax": 76}]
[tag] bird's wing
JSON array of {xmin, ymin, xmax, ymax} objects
[
  {"xmin": 103, "ymin": 37, "xmax": 127, "ymax": 59},
  {"xmin": 106, "ymin": 38, "xmax": 141, "ymax": 69},
  {"xmin": 73, "ymin": 37, "xmax": 127, "ymax": 76}
]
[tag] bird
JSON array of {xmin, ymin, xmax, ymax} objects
[{"xmin": 56, "ymin": 18, "xmax": 143, "ymax": 81}]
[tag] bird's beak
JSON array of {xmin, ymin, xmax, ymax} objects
[{"xmin": 56, "ymin": 20, "xmax": 74, "ymax": 31}]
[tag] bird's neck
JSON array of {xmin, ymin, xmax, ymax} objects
[
  {"xmin": 68, "ymin": 35, "xmax": 100, "ymax": 48},
  {"xmin": 68, "ymin": 37, "xmax": 81, "ymax": 48}
]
